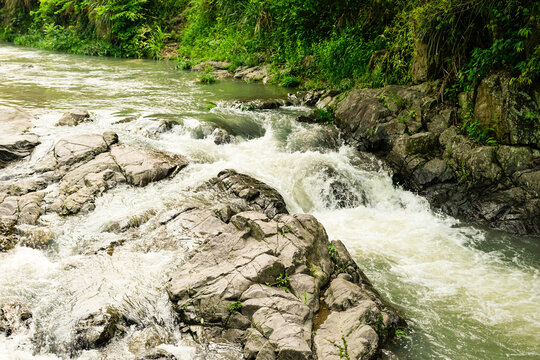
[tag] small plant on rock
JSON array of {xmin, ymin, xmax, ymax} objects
[
  {"xmin": 328, "ymin": 243, "xmax": 336, "ymax": 259},
  {"xmin": 225, "ymin": 300, "xmax": 242, "ymax": 314},
  {"xmin": 275, "ymin": 273, "xmax": 291, "ymax": 292}
]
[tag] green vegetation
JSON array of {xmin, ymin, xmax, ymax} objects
[
  {"xmin": 198, "ymin": 66, "xmax": 216, "ymax": 84},
  {"xmin": 225, "ymin": 300, "xmax": 242, "ymax": 314},
  {"xmin": 275, "ymin": 272, "xmax": 290, "ymax": 292},
  {"xmin": 396, "ymin": 328, "xmax": 408, "ymax": 337},
  {"xmin": 335, "ymin": 336, "xmax": 350, "ymax": 360},
  {"xmin": 460, "ymin": 102, "xmax": 498, "ymax": 145},
  {"xmin": 0, "ymin": 1, "xmax": 537, "ymax": 95},
  {"xmin": 328, "ymin": 243, "xmax": 336, "ymax": 259}
]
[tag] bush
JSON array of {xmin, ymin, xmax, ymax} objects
[{"xmin": 0, "ymin": 0, "xmax": 537, "ymax": 98}]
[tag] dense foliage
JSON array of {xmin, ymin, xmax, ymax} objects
[{"xmin": 0, "ymin": 0, "xmax": 538, "ymax": 94}]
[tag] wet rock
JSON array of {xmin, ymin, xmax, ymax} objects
[
  {"xmin": 331, "ymin": 80, "xmax": 539, "ymax": 234},
  {"xmin": 240, "ymin": 99, "xmax": 289, "ymax": 111},
  {"xmin": 128, "ymin": 327, "xmax": 168, "ymax": 356},
  {"xmin": 57, "ymin": 109, "xmax": 91, "ymax": 126},
  {"xmin": 0, "ymin": 190, "xmax": 46, "ymax": 242},
  {"xmin": 213, "ymin": 129, "xmax": 232, "ymax": 145},
  {"xmin": 0, "ymin": 302, "xmax": 32, "ymax": 336},
  {"xmin": 0, "ymin": 105, "xmax": 40, "ymax": 168},
  {"xmin": 73, "ymin": 307, "xmax": 122, "ymax": 350},
  {"xmin": 110, "ymin": 146, "xmax": 186, "ymax": 187},
  {"xmin": 321, "ymin": 165, "xmax": 362, "ymax": 209},
  {"xmin": 139, "ymin": 349, "xmax": 178, "ymax": 359},
  {"xmin": 54, "ymin": 133, "xmax": 110, "ymax": 166},
  {"xmin": 200, "ymin": 169, "xmax": 288, "ymax": 219}
]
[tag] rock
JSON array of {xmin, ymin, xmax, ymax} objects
[
  {"xmin": 413, "ymin": 158, "xmax": 453, "ymax": 186},
  {"xmin": 200, "ymin": 170, "xmax": 288, "ymax": 219},
  {"xmin": 47, "ymin": 135, "xmax": 188, "ymax": 216},
  {"xmin": 333, "ymin": 80, "xmax": 539, "ymax": 235},
  {"xmin": 427, "ymin": 109, "xmax": 454, "ymax": 133},
  {"xmin": 0, "ymin": 105, "xmax": 40, "ymax": 168},
  {"xmin": 496, "ymin": 146, "xmax": 533, "ymax": 176},
  {"xmin": 213, "ymin": 129, "xmax": 232, "ymax": 145},
  {"xmin": 474, "ymin": 74, "xmax": 539, "ymax": 146},
  {"xmin": 240, "ymin": 99, "xmax": 289, "ymax": 111},
  {"xmin": 0, "ymin": 302, "xmax": 32, "ymax": 336},
  {"xmin": 320, "ymin": 165, "xmax": 363, "ymax": 209},
  {"xmin": 139, "ymin": 349, "xmax": 178, "ymax": 360},
  {"xmin": 73, "ymin": 307, "xmax": 122, "ymax": 350},
  {"xmin": 314, "ymin": 302, "xmax": 381, "ymax": 360},
  {"xmin": 403, "ymin": 132, "xmax": 438, "ymax": 155},
  {"xmin": 168, "ymin": 196, "xmax": 403, "ymax": 359},
  {"xmin": 244, "ymin": 328, "xmax": 267, "ymax": 359},
  {"xmin": 128, "ymin": 327, "xmax": 168, "ymax": 356},
  {"xmin": 110, "ymin": 146, "xmax": 186, "ymax": 187},
  {"xmin": 234, "ymin": 66, "xmax": 269, "ymax": 83},
  {"xmin": 465, "ymin": 147, "xmax": 502, "ymax": 183},
  {"xmin": 57, "ymin": 109, "xmax": 91, "ymax": 126},
  {"xmin": 54, "ymin": 134, "xmax": 110, "ymax": 166},
  {"xmin": 517, "ymin": 170, "xmax": 540, "ymax": 197},
  {"xmin": 412, "ymin": 40, "xmax": 431, "ymax": 84},
  {"xmin": 324, "ymin": 278, "xmax": 373, "ymax": 312},
  {"xmin": 192, "ymin": 61, "xmax": 231, "ymax": 71},
  {"xmin": 289, "ymin": 273, "xmax": 319, "ymax": 311}
]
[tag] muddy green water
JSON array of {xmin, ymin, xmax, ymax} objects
[{"xmin": 0, "ymin": 43, "xmax": 539, "ymax": 359}]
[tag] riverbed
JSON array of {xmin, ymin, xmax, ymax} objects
[{"xmin": 0, "ymin": 43, "xmax": 539, "ymax": 359}]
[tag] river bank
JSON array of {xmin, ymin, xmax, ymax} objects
[
  {"xmin": 186, "ymin": 61, "xmax": 540, "ymax": 236},
  {"xmin": 1, "ymin": 45, "xmax": 539, "ymax": 359}
]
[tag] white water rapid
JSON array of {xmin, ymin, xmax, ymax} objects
[{"xmin": 0, "ymin": 44, "xmax": 539, "ymax": 360}]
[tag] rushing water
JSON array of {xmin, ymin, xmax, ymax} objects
[{"xmin": 0, "ymin": 43, "xmax": 539, "ymax": 360}]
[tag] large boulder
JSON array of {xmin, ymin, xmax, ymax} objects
[
  {"xmin": 474, "ymin": 74, "xmax": 539, "ymax": 146},
  {"xmin": 51, "ymin": 138, "xmax": 187, "ymax": 215},
  {"xmin": 200, "ymin": 169, "xmax": 288, "ymax": 219},
  {"xmin": 168, "ymin": 207, "xmax": 403, "ymax": 360},
  {"xmin": 0, "ymin": 105, "xmax": 40, "ymax": 168}
]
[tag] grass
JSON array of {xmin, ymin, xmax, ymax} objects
[{"xmin": 198, "ymin": 72, "xmax": 216, "ymax": 84}]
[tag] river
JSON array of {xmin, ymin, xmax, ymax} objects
[{"xmin": 0, "ymin": 43, "xmax": 539, "ymax": 359}]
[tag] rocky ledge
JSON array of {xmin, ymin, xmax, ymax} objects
[
  {"xmin": 0, "ymin": 105, "xmax": 40, "ymax": 169},
  {"xmin": 301, "ymin": 76, "xmax": 539, "ymax": 235},
  {"xmin": 0, "ymin": 106, "xmax": 188, "ymax": 251},
  {"xmin": 168, "ymin": 206, "xmax": 404, "ymax": 360}
]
